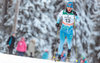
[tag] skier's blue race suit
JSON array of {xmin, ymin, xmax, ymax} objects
[{"xmin": 57, "ymin": 9, "xmax": 80, "ymax": 55}]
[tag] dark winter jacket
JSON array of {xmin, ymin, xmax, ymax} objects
[{"xmin": 7, "ymin": 36, "xmax": 16, "ymax": 49}]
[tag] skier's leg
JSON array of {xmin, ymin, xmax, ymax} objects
[
  {"xmin": 67, "ymin": 35, "xmax": 73, "ymax": 50},
  {"xmin": 58, "ymin": 30, "xmax": 66, "ymax": 55},
  {"xmin": 67, "ymin": 26, "xmax": 73, "ymax": 50},
  {"xmin": 67, "ymin": 27, "xmax": 73, "ymax": 57},
  {"xmin": 57, "ymin": 30, "xmax": 66, "ymax": 60}
]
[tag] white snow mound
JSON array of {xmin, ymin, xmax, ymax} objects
[{"xmin": 0, "ymin": 53, "xmax": 69, "ymax": 63}]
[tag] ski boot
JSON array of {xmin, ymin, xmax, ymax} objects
[
  {"xmin": 66, "ymin": 49, "xmax": 71, "ymax": 61},
  {"xmin": 58, "ymin": 55, "xmax": 61, "ymax": 61}
]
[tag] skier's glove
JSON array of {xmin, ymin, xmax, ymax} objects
[{"xmin": 56, "ymin": 23, "xmax": 60, "ymax": 28}]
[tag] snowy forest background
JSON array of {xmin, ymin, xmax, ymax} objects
[{"xmin": 0, "ymin": 0, "xmax": 100, "ymax": 63}]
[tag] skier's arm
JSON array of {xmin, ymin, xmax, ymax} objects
[
  {"xmin": 75, "ymin": 16, "xmax": 80, "ymax": 22},
  {"xmin": 56, "ymin": 11, "xmax": 63, "ymax": 28},
  {"xmin": 57, "ymin": 10, "xmax": 63, "ymax": 24},
  {"xmin": 73, "ymin": 11, "xmax": 80, "ymax": 29},
  {"xmin": 73, "ymin": 11, "xmax": 80, "ymax": 22}
]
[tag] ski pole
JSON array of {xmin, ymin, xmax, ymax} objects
[
  {"xmin": 53, "ymin": 27, "xmax": 59, "ymax": 61},
  {"xmin": 74, "ymin": 16, "xmax": 78, "ymax": 62}
]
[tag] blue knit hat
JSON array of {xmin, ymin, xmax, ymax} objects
[{"xmin": 66, "ymin": 2, "xmax": 73, "ymax": 8}]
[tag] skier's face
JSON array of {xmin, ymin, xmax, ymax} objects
[{"xmin": 67, "ymin": 7, "xmax": 72, "ymax": 12}]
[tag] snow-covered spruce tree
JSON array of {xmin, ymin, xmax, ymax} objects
[
  {"xmin": 93, "ymin": 0, "xmax": 100, "ymax": 63},
  {"xmin": 1, "ymin": 0, "xmax": 57, "ymax": 58},
  {"xmin": 0, "ymin": 0, "xmax": 15, "ymax": 53},
  {"xmin": 0, "ymin": 0, "xmax": 99, "ymax": 62},
  {"xmin": 18, "ymin": 0, "xmax": 58, "ymax": 58},
  {"xmin": 75, "ymin": 0, "xmax": 100, "ymax": 63}
]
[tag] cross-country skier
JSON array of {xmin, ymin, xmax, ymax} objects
[{"xmin": 56, "ymin": 2, "xmax": 80, "ymax": 60}]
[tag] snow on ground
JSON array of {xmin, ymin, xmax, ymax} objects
[{"xmin": 0, "ymin": 53, "xmax": 69, "ymax": 63}]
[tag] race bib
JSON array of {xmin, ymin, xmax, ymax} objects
[{"xmin": 63, "ymin": 15, "xmax": 74, "ymax": 24}]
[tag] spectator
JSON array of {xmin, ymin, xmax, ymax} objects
[
  {"xmin": 6, "ymin": 32, "xmax": 16, "ymax": 54},
  {"xmin": 42, "ymin": 49, "xmax": 49, "ymax": 59},
  {"xmin": 27, "ymin": 39, "xmax": 35, "ymax": 57},
  {"xmin": 16, "ymin": 37, "xmax": 27, "ymax": 56}
]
